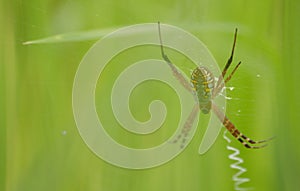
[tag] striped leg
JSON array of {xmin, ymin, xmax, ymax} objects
[{"xmin": 212, "ymin": 102, "xmax": 270, "ymax": 149}]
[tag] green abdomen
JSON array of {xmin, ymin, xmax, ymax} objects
[{"xmin": 191, "ymin": 67, "xmax": 215, "ymax": 114}]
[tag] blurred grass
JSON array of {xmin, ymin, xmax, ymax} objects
[{"xmin": 1, "ymin": 0, "xmax": 300, "ymax": 191}]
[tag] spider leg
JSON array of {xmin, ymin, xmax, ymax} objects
[
  {"xmin": 158, "ymin": 22, "xmax": 194, "ymax": 94},
  {"xmin": 171, "ymin": 103, "xmax": 200, "ymax": 148},
  {"xmin": 224, "ymin": 61, "xmax": 242, "ymax": 84},
  {"xmin": 211, "ymin": 102, "xmax": 270, "ymax": 149},
  {"xmin": 213, "ymin": 28, "xmax": 242, "ymax": 97},
  {"xmin": 222, "ymin": 28, "xmax": 238, "ymax": 77},
  {"xmin": 233, "ymin": 128, "xmax": 269, "ymax": 149},
  {"xmin": 213, "ymin": 61, "xmax": 242, "ymax": 98},
  {"xmin": 158, "ymin": 22, "xmax": 200, "ymax": 147},
  {"xmin": 214, "ymin": 28, "xmax": 238, "ymax": 90}
]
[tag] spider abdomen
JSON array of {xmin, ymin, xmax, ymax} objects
[{"xmin": 191, "ymin": 67, "xmax": 215, "ymax": 114}]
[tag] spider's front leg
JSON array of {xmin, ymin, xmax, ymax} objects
[
  {"xmin": 213, "ymin": 28, "xmax": 242, "ymax": 98},
  {"xmin": 158, "ymin": 22, "xmax": 194, "ymax": 94}
]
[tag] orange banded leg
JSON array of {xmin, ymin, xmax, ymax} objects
[
  {"xmin": 212, "ymin": 102, "xmax": 271, "ymax": 149},
  {"xmin": 230, "ymin": 128, "xmax": 268, "ymax": 149}
]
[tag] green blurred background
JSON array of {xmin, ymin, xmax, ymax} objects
[{"xmin": 1, "ymin": 0, "xmax": 300, "ymax": 190}]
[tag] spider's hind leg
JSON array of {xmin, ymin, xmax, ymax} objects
[
  {"xmin": 212, "ymin": 102, "xmax": 272, "ymax": 149},
  {"xmin": 233, "ymin": 130, "xmax": 271, "ymax": 149}
]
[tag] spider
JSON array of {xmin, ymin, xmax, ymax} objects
[{"xmin": 157, "ymin": 22, "xmax": 271, "ymax": 149}]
